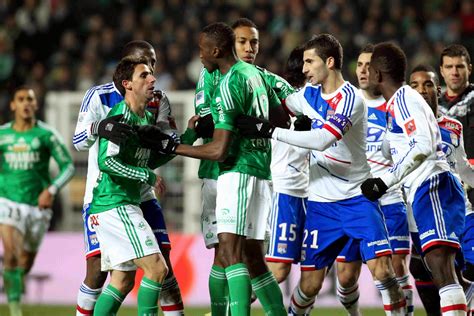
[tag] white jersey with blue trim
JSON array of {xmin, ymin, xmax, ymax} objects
[
  {"xmin": 438, "ymin": 115, "xmax": 474, "ymax": 215},
  {"xmin": 277, "ymin": 81, "xmax": 371, "ymax": 202},
  {"xmin": 73, "ymin": 82, "xmax": 175, "ymax": 205},
  {"xmin": 381, "ymin": 85, "xmax": 450, "ymax": 204},
  {"xmin": 363, "ymin": 93, "xmax": 404, "ymax": 205}
]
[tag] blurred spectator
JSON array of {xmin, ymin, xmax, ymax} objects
[{"xmin": 0, "ymin": 0, "xmax": 472, "ymax": 123}]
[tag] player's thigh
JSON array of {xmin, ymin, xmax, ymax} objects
[
  {"xmin": 245, "ymin": 177, "xmax": 272, "ymax": 241},
  {"xmin": 0, "ymin": 224, "xmax": 24, "ymax": 257},
  {"xmin": 201, "ymin": 179, "xmax": 218, "ymax": 249},
  {"xmin": 336, "ymin": 260, "xmax": 362, "ymax": 287},
  {"xmin": 300, "ymin": 268, "xmax": 327, "ymax": 296},
  {"xmin": 24, "ymin": 207, "xmax": 52, "ymax": 253}
]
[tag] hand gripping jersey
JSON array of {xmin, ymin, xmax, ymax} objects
[
  {"xmin": 0, "ymin": 121, "xmax": 74, "ymax": 205},
  {"xmin": 90, "ymin": 101, "xmax": 169, "ymax": 214},
  {"xmin": 275, "ymin": 81, "xmax": 371, "ymax": 202},
  {"xmin": 438, "ymin": 115, "xmax": 474, "ymax": 215},
  {"xmin": 73, "ymin": 82, "xmax": 176, "ymax": 205},
  {"xmin": 363, "ymin": 93, "xmax": 403, "ymax": 205},
  {"xmin": 380, "ymin": 85, "xmax": 450, "ymax": 203},
  {"xmin": 211, "ymin": 60, "xmax": 281, "ymax": 179}
]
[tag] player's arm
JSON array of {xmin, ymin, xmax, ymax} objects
[
  {"xmin": 454, "ymin": 132, "xmax": 474, "ymax": 187},
  {"xmin": 73, "ymin": 88, "xmax": 102, "ymax": 151},
  {"xmin": 98, "ymin": 137, "xmax": 156, "ymax": 186},
  {"xmin": 379, "ymin": 101, "xmax": 434, "ymax": 188}
]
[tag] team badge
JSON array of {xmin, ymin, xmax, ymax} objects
[
  {"xmin": 138, "ymin": 221, "xmax": 146, "ymax": 230},
  {"xmin": 277, "ymin": 243, "xmax": 287, "ymax": 254},
  {"xmin": 145, "ymin": 236, "xmax": 154, "ymax": 247},
  {"xmin": 31, "ymin": 137, "xmax": 40, "ymax": 149},
  {"xmin": 90, "ymin": 233, "xmax": 99, "ymax": 245}
]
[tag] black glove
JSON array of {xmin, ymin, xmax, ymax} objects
[
  {"xmin": 195, "ymin": 114, "xmax": 215, "ymax": 138},
  {"xmin": 135, "ymin": 125, "xmax": 178, "ymax": 154},
  {"xmin": 294, "ymin": 115, "xmax": 312, "ymax": 131},
  {"xmin": 235, "ymin": 115, "xmax": 275, "ymax": 138},
  {"xmin": 360, "ymin": 178, "xmax": 388, "ymax": 201},
  {"xmin": 92, "ymin": 114, "xmax": 134, "ymax": 145}
]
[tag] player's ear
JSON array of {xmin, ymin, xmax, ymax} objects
[
  {"xmin": 122, "ymin": 79, "xmax": 132, "ymax": 91},
  {"xmin": 9, "ymin": 100, "xmax": 16, "ymax": 112},
  {"xmin": 436, "ymin": 84, "xmax": 442, "ymax": 98},
  {"xmin": 212, "ymin": 47, "xmax": 220, "ymax": 58},
  {"xmin": 326, "ymin": 57, "xmax": 335, "ymax": 69}
]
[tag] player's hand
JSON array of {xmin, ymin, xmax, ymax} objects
[
  {"xmin": 38, "ymin": 189, "xmax": 54, "ymax": 209},
  {"xmin": 135, "ymin": 125, "xmax": 178, "ymax": 154},
  {"xmin": 195, "ymin": 114, "xmax": 215, "ymax": 138},
  {"xmin": 154, "ymin": 175, "xmax": 167, "ymax": 199},
  {"xmin": 94, "ymin": 114, "xmax": 135, "ymax": 145},
  {"xmin": 294, "ymin": 115, "xmax": 312, "ymax": 131},
  {"xmin": 235, "ymin": 114, "xmax": 275, "ymax": 138},
  {"xmin": 360, "ymin": 178, "xmax": 388, "ymax": 201},
  {"xmin": 187, "ymin": 115, "xmax": 200, "ymax": 129}
]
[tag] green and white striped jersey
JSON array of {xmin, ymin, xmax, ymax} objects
[
  {"xmin": 256, "ymin": 65, "xmax": 295, "ymax": 100},
  {"xmin": 90, "ymin": 101, "xmax": 163, "ymax": 214},
  {"xmin": 212, "ymin": 60, "xmax": 281, "ymax": 180},
  {"xmin": 0, "ymin": 120, "xmax": 74, "ymax": 205}
]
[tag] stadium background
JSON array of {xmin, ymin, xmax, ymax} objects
[{"xmin": 0, "ymin": 0, "xmax": 473, "ymax": 314}]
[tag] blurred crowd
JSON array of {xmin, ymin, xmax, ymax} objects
[{"xmin": 0, "ymin": 0, "xmax": 473, "ymax": 122}]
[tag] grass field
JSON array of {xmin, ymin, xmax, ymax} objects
[{"xmin": 0, "ymin": 305, "xmax": 427, "ymax": 315}]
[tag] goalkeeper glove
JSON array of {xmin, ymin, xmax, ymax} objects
[
  {"xmin": 135, "ymin": 125, "xmax": 178, "ymax": 154},
  {"xmin": 235, "ymin": 115, "xmax": 275, "ymax": 138},
  {"xmin": 92, "ymin": 114, "xmax": 134, "ymax": 145},
  {"xmin": 294, "ymin": 115, "xmax": 312, "ymax": 131},
  {"xmin": 360, "ymin": 178, "xmax": 388, "ymax": 201},
  {"xmin": 195, "ymin": 114, "xmax": 215, "ymax": 138}
]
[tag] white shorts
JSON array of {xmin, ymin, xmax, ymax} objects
[
  {"xmin": 93, "ymin": 204, "xmax": 161, "ymax": 272},
  {"xmin": 201, "ymin": 179, "xmax": 218, "ymax": 248},
  {"xmin": 0, "ymin": 198, "xmax": 52, "ymax": 252},
  {"xmin": 216, "ymin": 172, "xmax": 271, "ymax": 240}
]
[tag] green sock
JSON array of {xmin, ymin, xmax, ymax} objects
[
  {"xmin": 3, "ymin": 268, "xmax": 22, "ymax": 302},
  {"xmin": 252, "ymin": 271, "xmax": 286, "ymax": 316},
  {"xmin": 209, "ymin": 265, "xmax": 230, "ymax": 316},
  {"xmin": 93, "ymin": 285, "xmax": 125, "ymax": 316},
  {"xmin": 137, "ymin": 277, "xmax": 162, "ymax": 316},
  {"xmin": 17, "ymin": 268, "xmax": 25, "ymax": 294},
  {"xmin": 225, "ymin": 263, "xmax": 251, "ymax": 316}
]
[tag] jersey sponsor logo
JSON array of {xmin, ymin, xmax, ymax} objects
[
  {"xmin": 366, "ymin": 239, "xmax": 389, "ymax": 247},
  {"xmin": 312, "ymin": 118, "xmax": 324, "ymax": 129},
  {"xmin": 88, "ymin": 215, "xmax": 99, "ymax": 230},
  {"xmin": 218, "ymin": 208, "xmax": 236, "ymax": 224},
  {"xmin": 404, "ymin": 119, "xmax": 416, "ymax": 136},
  {"xmin": 420, "ymin": 229, "xmax": 435, "ymax": 240},
  {"xmin": 134, "ymin": 148, "xmax": 151, "ymax": 167},
  {"xmin": 367, "ymin": 126, "xmax": 384, "ymax": 143}
]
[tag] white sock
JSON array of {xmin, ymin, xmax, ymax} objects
[
  {"xmin": 439, "ymin": 284, "xmax": 467, "ymax": 316},
  {"xmin": 336, "ymin": 280, "xmax": 361, "ymax": 316},
  {"xmin": 76, "ymin": 283, "xmax": 101, "ymax": 315},
  {"xmin": 160, "ymin": 276, "xmax": 184, "ymax": 315},
  {"xmin": 289, "ymin": 284, "xmax": 315, "ymax": 315},
  {"xmin": 374, "ymin": 277, "xmax": 406, "ymax": 316},
  {"xmin": 397, "ymin": 275, "xmax": 414, "ymax": 316}
]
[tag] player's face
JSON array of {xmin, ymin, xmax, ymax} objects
[
  {"xmin": 356, "ymin": 52, "xmax": 372, "ymax": 90},
  {"xmin": 440, "ymin": 56, "xmax": 472, "ymax": 93},
  {"xmin": 234, "ymin": 26, "xmax": 259, "ymax": 64},
  {"xmin": 199, "ymin": 33, "xmax": 218, "ymax": 73},
  {"xmin": 130, "ymin": 48, "xmax": 157, "ymax": 73},
  {"xmin": 409, "ymin": 71, "xmax": 440, "ymax": 114},
  {"xmin": 10, "ymin": 89, "xmax": 38, "ymax": 121},
  {"xmin": 130, "ymin": 63, "xmax": 156, "ymax": 102},
  {"xmin": 367, "ymin": 63, "xmax": 382, "ymax": 95},
  {"xmin": 302, "ymin": 49, "xmax": 329, "ymax": 86}
]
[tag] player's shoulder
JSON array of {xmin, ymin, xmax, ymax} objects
[
  {"xmin": 84, "ymin": 82, "xmax": 116, "ymax": 97},
  {"xmin": 339, "ymin": 81, "xmax": 363, "ymax": 106},
  {"xmin": 438, "ymin": 115, "xmax": 463, "ymax": 134},
  {"xmin": 0, "ymin": 122, "xmax": 11, "ymax": 131}
]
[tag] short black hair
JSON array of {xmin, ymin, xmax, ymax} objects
[
  {"xmin": 201, "ymin": 22, "xmax": 235, "ymax": 55},
  {"xmin": 440, "ymin": 44, "xmax": 471, "ymax": 65},
  {"xmin": 11, "ymin": 85, "xmax": 33, "ymax": 101},
  {"xmin": 302, "ymin": 34, "xmax": 343, "ymax": 70},
  {"xmin": 121, "ymin": 40, "xmax": 154, "ymax": 58},
  {"xmin": 113, "ymin": 56, "xmax": 150, "ymax": 95},
  {"xmin": 360, "ymin": 43, "xmax": 374, "ymax": 54},
  {"xmin": 284, "ymin": 45, "xmax": 306, "ymax": 88},
  {"xmin": 371, "ymin": 42, "xmax": 407, "ymax": 84},
  {"xmin": 231, "ymin": 18, "xmax": 258, "ymax": 30},
  {"xmin": 410, "ymin": 64, "xmax": 439, "ymax": 85}
]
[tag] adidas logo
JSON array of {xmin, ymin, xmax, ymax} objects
[
  {"xmin": 368, "ymin": 113, "xmax": 378, "ymax": 120},
  {"xmin": 256, "ymin": 123, "xmax": 263, "ymax": 131},
  {"xmin": 373, "ymin": 184, "xmax": 379, "ymax": 192},
  {"xmin": 161, "ymin": 139, "xmax": 169, "ymax": 148}
]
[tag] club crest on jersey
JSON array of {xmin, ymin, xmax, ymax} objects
[
  {"xmin": 404, "ymin": 119, "xmax": 416, "ymax": 136},
  {"xmin": 277, "ymin": 243, "xmax": 287, "ymax": 254}
]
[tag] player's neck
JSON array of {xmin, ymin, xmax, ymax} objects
[
  {"xmin": 321, "ymin": 71, "xmax": 344, "ymax": 94},
  {"xmin": 218, "ymin": 55, "xmax": 238, "ymax": 75},
  {"xmin": 361, "ymin": 89, "xmax": 381, "ymax": 100},
  {"xmin": 12, "ymin": 118, "xmax": 35, "ymax": 131},
  {"xmin": 381, "ymin": 81, "xmax": 403, "ymax": 102},
  {"xmin": 125, "ymin": 96, "xmax": 146, "ymax": 117}
]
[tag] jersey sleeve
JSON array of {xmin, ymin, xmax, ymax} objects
[
  {"xmin": 273, "ymin": 86, "xmax": 360, "ymax": 151},
  {"xmin": 381, "ymin": 94, "xmax": 435, "ymax": 187},
  {"xmin": 73, "ymin": 88, "xmax": 102, "ymax": 151},
  {"xmin": 454, "ymin": 132, "xmax": 474, "ymax": 187},
  {"xmin": 48, "ymin": 130, "xmax": 75, "ymax": 192},
  {"xmin": 284, "ymin": 89, "xmax": 305, "ymax": 116},
  {"xmin": 213, "ymin": 75, "xmax": 244, "ymax": 132}
]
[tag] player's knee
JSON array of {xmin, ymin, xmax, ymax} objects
[
  {"xmin": 463, "ymin": 262, "xmax": 474, "ymax": 282},
  {"xmin": 145, "ymin": 260, "xmax": 169, "ymax": 283},
  {"xmin": 268, "ymin": 262, "xmax": 291, "ymax": 283},
  {"xmin": 409, "ymin": 255, "xmax": 431, "ymax": 281},
  {"xmin": 392, "ymin": 254, "xmax": 409, "ymax": 277},
  {"xmin": 337, "ymin": 272, "xmax": 358, "ymax": 288},
  {"xmin": 300, "ymin": 275, "xmax": 323, "ymax": 297},
  {"xmin": 2, "ymin": 252, "xmax": 17, "ymax": 268}
]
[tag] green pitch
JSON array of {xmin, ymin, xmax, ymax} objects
[{"xmin": 0, "ymin": 305, "xmax": 426, "ymax": 315}]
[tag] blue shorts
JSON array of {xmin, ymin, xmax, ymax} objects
[
  {"xmin": 266, "ymin": 192, "xmax": 307, "ymax": 263},
  {"xmin": 412, "ymin": 172, "xmax": 465, "ymax": 253},
  {"xmin": 337, "ymin": 202, "xmax": 409, "ymax": 262},
  {"xmin": 462, "ymin": 213, "xmax": 474, "ymax": 265},
  {"xmin": 301, "ymin": 195, "xmax": 391, "ymax": 271},
  {"xmin": 82, "ymin": 199, "xmax": 170, "ymax": 258}
]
